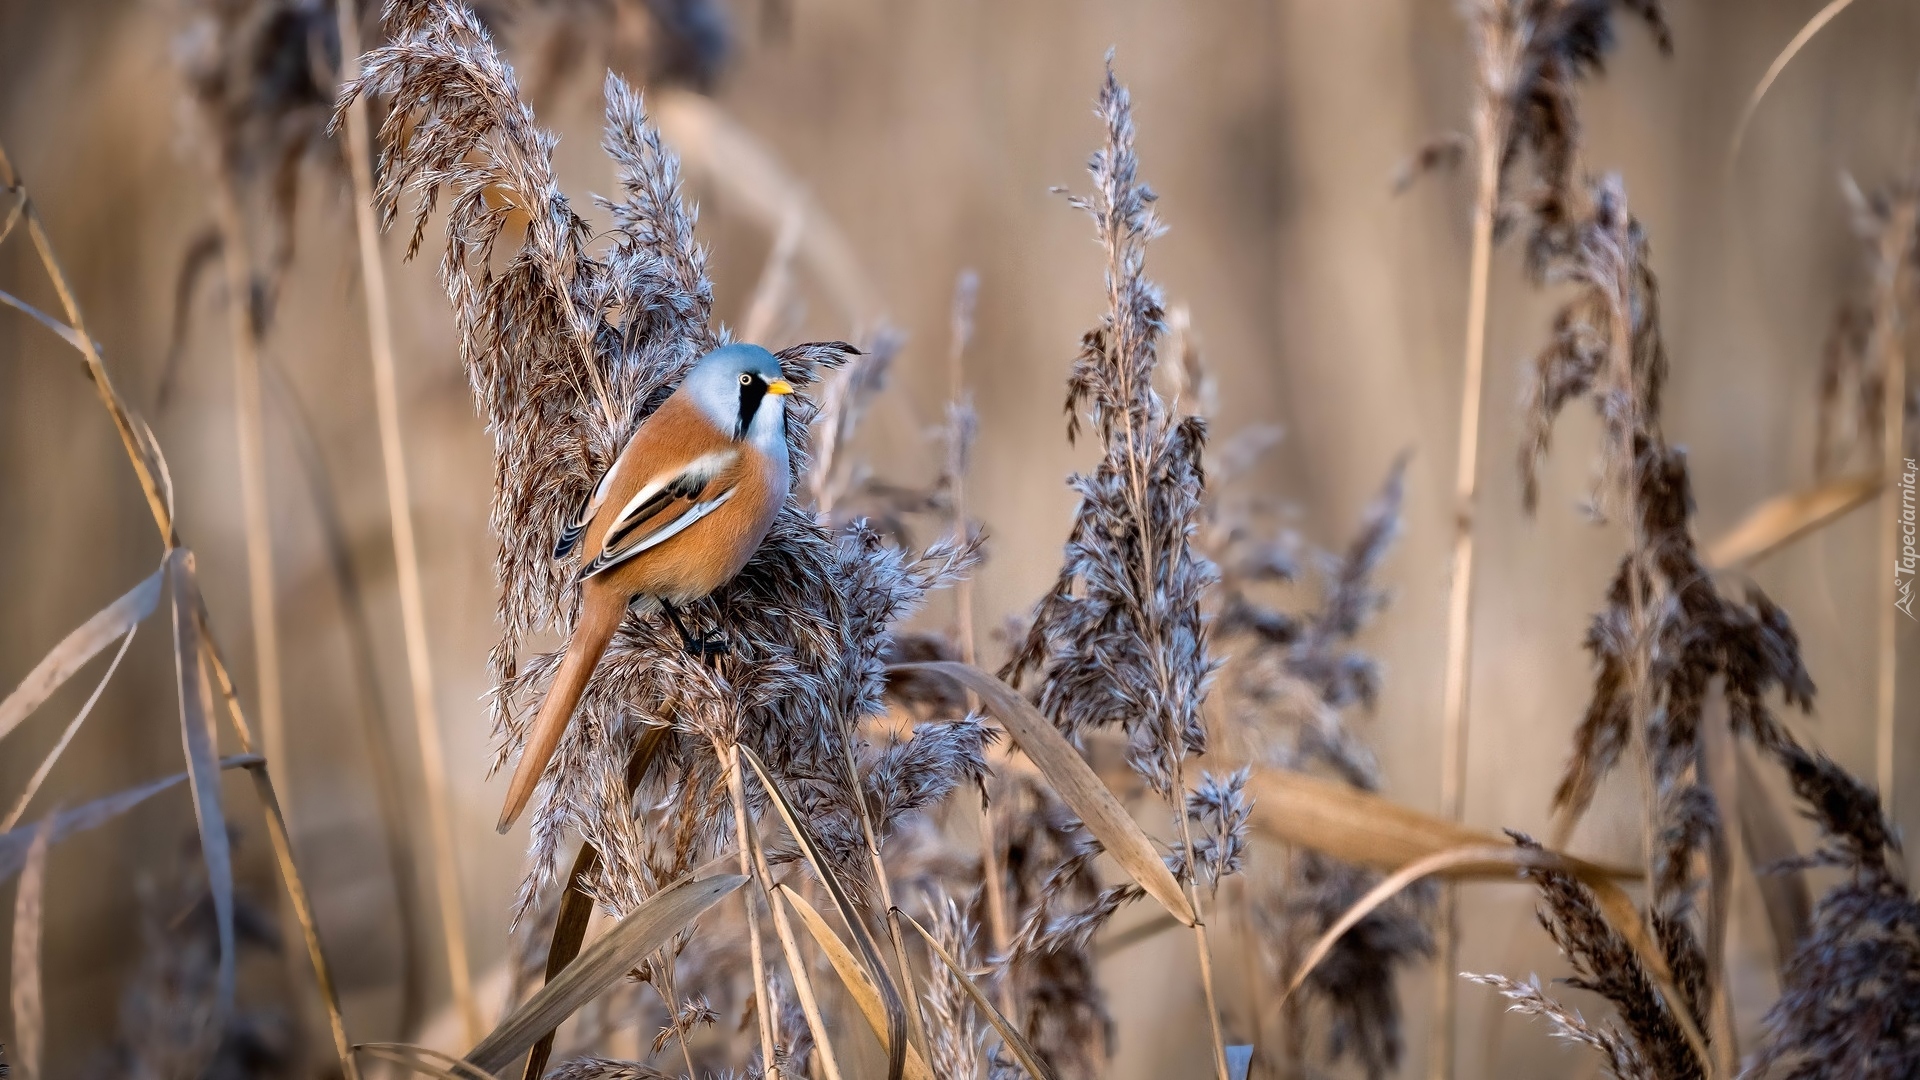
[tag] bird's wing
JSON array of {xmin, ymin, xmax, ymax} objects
[
  {"xmin": 578, "ymin": 449, "xmax": 741, "ymax": 580},
  {"xmin": 554, "ymin": 461, "xmax": 623, "ymax": 559}
]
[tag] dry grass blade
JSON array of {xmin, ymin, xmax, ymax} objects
[
  {"xmin": 1735, "ymin": 746, "xmax": 1811, "ymax": 974},
  {"xmin": 1282, "ymin": 844, "xmax": 1713, "ymax": 1078},
  {"xmin": 776, "ymin": 884, "xmax": 935, "ymax": 1080},
  {"xmin": 2, "ymin": 625, "xmax": 137, "ymax": 833},
  {"xmin": 0, "ymin": 144, "xmax": 176, "ymax": 542},
  {"xmin": 896, "ymin": 907, "xmax": 1059, "ymax": 1080},
  {"xmin": 1700, "ymin": 689, "xmax": 1739, "ymax": 1077},
  {"xmin": 891, "ymin": 661, "xmax": 1197, "ymax": 926},
  {"xmin": 1248, "ymin": 767, "xmax": 1635, "ymax": 880},
  {"xmin": 1703, "ymin": 472, "xmax": 1878, "ymax": 568},
  {"xmin": 739, "ymin": 745, "xmax": 909, "ymax": 1080},
  {"xmin": 197, "ymin": 610, "xmax": 360, "ymax": 1080},
  {"xmin": 0, "ymin": 286, "xmax": 95, "ymax": 353},
  {"xmin": 0, "ymin": 754, "xmax": 262, "ymax": 882},
  {"xmin": 746, "ymin": 815, "xmax": 846, "ymax": 1080},
  {"xmin": 168, "ymin": 548, "xmax": 236, "ymax": 1023},
  {"xmin": 1727, "ymin": 0, "xmax": 1860, "ymax": 169},
  {"xmin": 0, "ymin": 562, "xmax": 161, "ymax": 744},
  {"xmin": 465, "ymin": 871, "xmax": 747, "ymax": 1073},
  {"xmin": 360, "ymin": 1043, "xmax": 504, "ymax": 1080},
  {"xmin": 9, "ymin": 818, "xmax": 51, "ymax": 1079}
]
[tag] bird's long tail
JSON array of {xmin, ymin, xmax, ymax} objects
[{"xmin": 496, "ymin": 591, "xmax": 626, "ymax": 833}]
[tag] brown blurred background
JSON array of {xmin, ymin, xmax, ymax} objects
[{"xmin": 3, "ymin": 0, "xmax": 1919, "ymax": 1075}]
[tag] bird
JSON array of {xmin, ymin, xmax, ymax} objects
[{"xmin": 496, "ymin": 342, "xmax": 795, "ymax": 833}]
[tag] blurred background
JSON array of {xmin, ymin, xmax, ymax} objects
[{"xmin": 3, "ymin": 0, "xmax": 1918, "ymax": 1075}]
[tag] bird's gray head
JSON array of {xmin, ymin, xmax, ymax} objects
[{"xmin": 681, "ymin": 343, "xmax": 794, "ymax": 454}]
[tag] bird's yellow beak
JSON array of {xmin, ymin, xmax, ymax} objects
[{"xmin": 766, "ymin": 378, "xmax": 795, "ymax": 396}]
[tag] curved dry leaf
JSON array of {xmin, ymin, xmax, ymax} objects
[
  {"xmin": 169, "ymin": 549, "xmax": 236, "ymax": 1023},
  {"xmin": 9, "ymin": 818, "xmax": 52, "ymax": 1080},
  {"xmin": 896, "ymin": 907, "xmax": 1058, "ymax": 1080},
  {"xmin": 739, "ymin": 745, "xmax": 908, "ymax": 1080},
  {"xmin": 1283, "ymin": 843, "xmax": 1712, "ymax": 1078},
  {"xmin": 465, "ymin": 869, "xmax": 745, "ymax": 1073},
  {"xmin": 889, "ymin": 662, "xmax": 1197, "ymax": 927},
  {"xmin": 360, "ymin": 1043, "xmax": 503, "ymax": 1080},
  {"xmin": 776, "ymin": 884, "xmax": 934, "ymax": 1080},
  {"xmin": 1727, "ymin": 0, "xmax": 1860, "ymax": 169},
  {"xmin": 2, "ymin": 625, "xmax": 138, "ymax": 833},
  {"xmin": 0, "ymin": 561, "xmax": 162, "ymax": 744},
  {"xmin": 1704, "ymin": 472, "xmax": 1878, "ymax": 569},
  {"xmin": 0, "ymin": 754, "xmax": 262, "ymax": 884},
  {"xmin": 1248, "ymin": 767, "xmax": 1637, "ymax": 880}
]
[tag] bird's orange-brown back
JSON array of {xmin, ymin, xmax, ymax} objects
[{"xmin": 580, "ymin": 393, "xmax": 787, "ymax": 604}]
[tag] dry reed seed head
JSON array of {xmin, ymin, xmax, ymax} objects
[
  {"xmin": 1519, "ymin": 174, "xmax": 1668, "ymax": 518},
  {"xmin": 1814, "ymin": 174, "xmax": 1920, "ymax": 475},
  {"xmin": 1551, "ymin": 438, "xmax": 1816, "ymax": 822},
  {"xmin": 1507, "ymin": 833, "xmax": 1708, "ymax": 1080},
  {"xmin": 1262, "ymin": 853, "xmax": 1432, "ymax": 1080},
  {"xmin": 924, "ymin": 892, "xmax": 992, "ymax": 1080},
  {"xmin": 1185, "ymin": 767, "xmax": 1250, "ymax": 887},
  {"xmin": 80, "ymin": 833, "xmax": 292, "ymax": 1080},
  {"xmin": 986, "ymin": 774, "xmax": 1112, "ymax": 1080},
  {"xmin": 483, "ymin": 0, "xmax": 732, "ymax": 94},
  {"xmin": 1469, "ymin": 0, "xmax": 1670, "ymax": 268},
  {"xmin": 1752, "ymin": 744, "xmax": 1920, "ymax": 1077},
  {"xmin": 1004, "ymin": 56, "xmax": 1218, "ymax": 795},
  {"xmin": 173, "ymin": 0, "xmax": 344, "ymax": 332},
  {"xmin": 1463, "ymin": 973, "xmax": 1653, "ymax": 1080}
]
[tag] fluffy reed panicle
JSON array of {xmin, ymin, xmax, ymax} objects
[
  {"xmin": 1463, "ymin": 0, "xmax": 1670, "ymax": 268},
  {"xmin": 923, "ymin": 893, "xmax": 992, "ymax": 1080},
  {"xmin": 173, "ymin": 0, "xmax": 342, "ymax": 312},
  {"xmin": 1462, "ymin": 973, "xmax": 1650, "ymax": 1079},
  {"xmin": 339, "ymin": 0, "xmax": 988, "ymax": 951},
  {"xmin": 1003, "ymin": 54, "xmax": 1216, "ymax": 796},
  {"xmin": 1815, "ymin": 173, "xmax": 1920, "ymax": 476},
  {"xmin": 484, "ymin": 0, "xmax": 732, "ymax": 94},
  {"xmin": 1753, "ymin": 745, "xmax": 1920, "ymax": 1077},
  {"xmin": 1507, "ymin": 832, "xmax": 1706, "ymax": 1079},
  {"xmin": 992, "ymin": 774, "xmax": 1113, "ymax": 1080},
  {"xmin": 1218, "ymin": 458, "xmax": 1429, "ymax": 1079},
  {"xmin": 80, "ymin": 834, "xmax": 290, "ymax": 1080},
  {"xmin": 1517, "ymin": 176, "xmax": 1815, "ymax": 827}
]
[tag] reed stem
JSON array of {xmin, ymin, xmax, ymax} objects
[
  {"xmin": 728, "ymin": 743, "xmax": 783, "ymax": 1078},
  {"xmin": 1870, "ymin": 178, "xmax": 1917, "ymax": 814},
  {"xmin": 1431, "ymin": 55, "xmax": 1502, "ymax": 1080},
  {"xmin": 336, "ymin": 0, "xmax": 481, "ymax": 1042}
]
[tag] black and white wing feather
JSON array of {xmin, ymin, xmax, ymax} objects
[{"xmin": 576, "ymin": 450, "xmax": 739, "ymax": 580}]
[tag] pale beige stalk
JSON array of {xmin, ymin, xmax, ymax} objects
[
  {"xmin": 1432, "ymin": 17, "xmax": 1509, "ymax": 1076},
  {"xmin": 336, "ymin": 0, "xmax": 481, "ymax": 1042},
  {"xmin": 205, "ymin": 160, "xmax": 285, "ymax": 813},
  {"xmin": 728, "ymin": 745, "xmax": 782, "ymax": 1078},
  {"xmin": 1869, "ymin": 179, "xmax": 1917, "ymax": 809}
]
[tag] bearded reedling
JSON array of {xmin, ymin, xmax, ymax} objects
[{"xmin": 496, "ymin": 343, "xmax": 796, "ymax": 832}]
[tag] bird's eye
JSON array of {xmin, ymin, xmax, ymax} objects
[{"xmin": 739, "ymin": 373, "xmax": 753, "ymax": 386}]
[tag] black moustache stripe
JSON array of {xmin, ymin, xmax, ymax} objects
[{"xmin": 736, "ymin": 377, "xmax": 769, "ymax": 441}]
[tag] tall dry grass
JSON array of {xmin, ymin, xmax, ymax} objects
[{"xmin": 1, "ymin": 1, "xmax": 1916, "ymax": 1079}]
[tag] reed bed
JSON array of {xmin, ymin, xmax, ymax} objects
[{"xmin": 1, "ymin": 1, "xmax": 1915, "ymax": 1078}]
